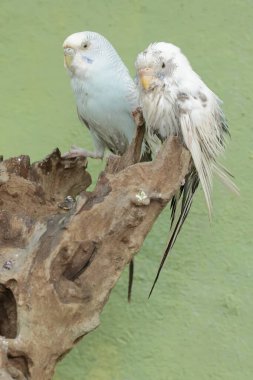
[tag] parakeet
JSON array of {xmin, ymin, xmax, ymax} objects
[
  {"xmin": 63, "ymin": 31, "xmax": 140, "ymax": 301},
  {"xmin": 63, "ymin": 31, "xmax": 138, "ymax": 158},
  {"xmin": 135, "ymin": 42, "xmax": 238, "ymax": 295}
]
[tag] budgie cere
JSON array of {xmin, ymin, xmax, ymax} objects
[
  {"xmin": 135, "ymin": 42, "xmax": 239, "ymax": 295},
  {"xmin": 63, "ymin": 31, "xmax": 138, "ymax": 158}
]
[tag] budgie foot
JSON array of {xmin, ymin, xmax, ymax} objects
[{"xmin": 62, "ymin": 146, "xmax": 103, "ymax": 159}]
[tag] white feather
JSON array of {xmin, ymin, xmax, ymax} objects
[
  {"xmin": 136, "ymin": 41, "xmax": 238, "ymax": 214},
  {"xmin": 135, "ymin": 41, "xmax": 239, "ymax": 294}
]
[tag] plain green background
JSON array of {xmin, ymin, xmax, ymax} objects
[{"xmin": 1, "ymin": 1, "xmax": 252, "ymax": 379}]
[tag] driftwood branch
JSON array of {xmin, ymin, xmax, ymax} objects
[{"xmin": 0, "ymin": 120, "xmax": 190, "ymax": 379}]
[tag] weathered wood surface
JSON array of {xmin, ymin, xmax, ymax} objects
[{"xmin": 0, "ymin": 125, "xmax": 190, "ymax": 379}]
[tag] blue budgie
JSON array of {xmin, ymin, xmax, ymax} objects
[
  {"xmin": 63, "ymin": 31, "xmax": 138, "ymax": 158},
  {"xmin": 63, "ymin": 31, "xmax": 140, "ymax": 301}
]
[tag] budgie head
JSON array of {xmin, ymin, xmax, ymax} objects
[{"xmin": 63, "ymin": 31, "xmax": 124, "ymax": 80}]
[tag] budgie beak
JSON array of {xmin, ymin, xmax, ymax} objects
[
  {"xmin": 138, "ymin": 68, "xmax": 155, "ymax": 90},
  {"xmin": 64, "ymin": 47, "xmax": 75, "ymax": 69}
]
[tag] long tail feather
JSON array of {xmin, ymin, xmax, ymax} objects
[
  {"xmin": 128, "ymin": 259, "xmax": 134, "ymax": 302},
  {"xmin": 213, "ymin": 163, "xmax": 240, "ymax": 195},
  {"xmin": 148, "ymin": 104, "xmax": 238, "ymax": 297},
  {"xmin": 149, "ymin": 170, "xmax": 199, "ymax": 297},
  {"xmin": 170, "ymin": 186, "xmax": 184, "ymax": 229}
]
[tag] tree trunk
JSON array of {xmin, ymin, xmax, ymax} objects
[{"xmin": 0, "ymin": 121, "xmax": 190, "ymax": 379}]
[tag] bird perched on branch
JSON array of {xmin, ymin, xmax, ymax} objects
[
  {"xmin": 63, "ymin": 31, "xmax": 138, "ymax": 159},
  {"xmin": 135, "ymin": 42, "xmax": 238, "ymax": 296},
  {"xmin": 63, "ymin": 31, "xmax": 140, "ymax": 301}
]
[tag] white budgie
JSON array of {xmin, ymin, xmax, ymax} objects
[
  {"xmin": 63, "ymin": 31, "xmax": 138, "ymax": 158},
  {"xmin": 135, "ymin": 42, "xmax": 238, "ymax": 295}
]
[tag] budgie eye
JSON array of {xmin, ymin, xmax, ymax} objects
[
  {"xmin": 82, "ymin": 42, "xmax": 88, "ymax": 49},
  {"xmin": 161, "ymin": 62, "xmax": 166, "ymax": 68}
]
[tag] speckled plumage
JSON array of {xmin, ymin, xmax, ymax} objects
[
  {"xmin": 136, "ymin": 42, "xmax": 238, "ymax": 295},
  {"xmin": 63, "ymin": 31, "xmax": 138, "ymax": 158}
]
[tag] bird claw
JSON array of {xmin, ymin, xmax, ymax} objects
[
  {"xmin": 62, "ymin": 146, "xmax": 103, "ymax": 159},
  {"xmin": 62, "ymin": 146, "xmax": 89, "ymax": 159}
]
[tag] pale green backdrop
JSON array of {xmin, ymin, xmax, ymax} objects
[{"xmin": 1, "ymin": 1, "xmax": 252, "ymax": 379}]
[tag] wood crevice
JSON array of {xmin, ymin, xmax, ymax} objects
[{"xmin": 0, "ymin": 116, "xmax": 190, "ymax": 379}]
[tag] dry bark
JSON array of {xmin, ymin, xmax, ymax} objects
[{"xmin": 0, "ymin": 123, "xmax": 190, "ymax": 380}]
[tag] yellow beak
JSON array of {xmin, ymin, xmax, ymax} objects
[
  {"xmin": 138, "ymin": 68, "xmax": 155, "ymax": 90},
  {"xmin": 64, "ymin": 54, "xmax": 73, "ymax": 69},
  {"xmin": 63, "ymin": 46, "xmax": 75, "ymax": 69}
]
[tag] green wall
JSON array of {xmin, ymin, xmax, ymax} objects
[{"xmin": 1, "ymin": 1, "xmax": 252, "ymax": 379}]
